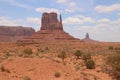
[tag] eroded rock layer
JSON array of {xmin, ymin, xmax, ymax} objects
[
  {"xmin": 18, "ymin": 12, "xmax": 79, "ymax": 43},
  {"xmin": 0, "ymin": 26, "xmax": 35, "ymax": 42}
]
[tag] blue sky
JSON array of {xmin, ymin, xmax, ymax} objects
[{"xmin": 0, "ymin": 0, "xmax": 120, "ymax": 42}]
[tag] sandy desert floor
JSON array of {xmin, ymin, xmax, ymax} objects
[{"xmin": 0, "ymin": 41, "xmax": 120, "ymax": 80}]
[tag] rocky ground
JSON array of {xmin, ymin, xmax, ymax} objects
[{"xmin": 0, "ymin": 42, "xmax": 119, "ymax": 80}]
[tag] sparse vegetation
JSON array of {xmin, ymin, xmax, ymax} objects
[
  {"xmin": 86, "ymin": 59, "xmax": 95, "ymax": 69},
  {"xmin": 23, "ymin": 76, "xmax": 31, "ymax": 80},
  {"xmin": 74, "ymin": 50, "xmax": 82, "ymax": 59},
  {"xmin": 58, "ymin": 51, "xmax": 66, "ymax": 61},
  {"xmin": 106, "ymin": 54, "xmax": 120, "ymax": 80},
  {"xmin": 22, "ymin": 48, "xmax": 32, "ymax": 57},
  {"xmin": 109, "ymin": 46, "xmax": 113, "ymax": 50},
  {"xmin": 23, "ymin": 48, "xmax": 32, "ymax": 55},
  {"xmin": 54, "ymin": 71, "xmax": 61, "ymax": 78},
  {"xmin": 4, "ymin": 52, "xmax": 11, "ymax": 59},
  {"xmin": 82, "ymin": 53, "xmax": 91, "ymax": 62},
  {"xmin": 45, "ymin": 47, "xmax": 50, "ymax": 53}
]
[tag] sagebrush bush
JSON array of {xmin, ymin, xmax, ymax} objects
[
  {"xmin": 23, "ymin": 76, "xmax": 31, "ymax": 80},
  {"xmin": 86, "ymin": 59, "xmax": 95, "ymax": 69},
  {"xmin": 82, "ymin": 53, "xmax": 91, "ymax": 62},
  {"xmin": 23, "ymin": 48, "xmax": 32, "ymax": 55},
  {"xmin": 74, "ymin": 50, "xmax": 82, "ymax": 59},
  {"xmin": 58, "ymin": 51, "xmax": 66, "ymax": 61},
  {"xmin": 109, "ymin": 46, "xmax": 113, "ymax": 50},
  {"xmin": 106, "ymin": 54, "xmax": 120, "ymax": 80},
  {"xmin": 54, "ymin": 71, "xmax": 61, "ymax": 78}
]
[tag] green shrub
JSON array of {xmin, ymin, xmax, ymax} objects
[
  {"xmin": 109, "ymin": 46, "xmax": 113, "ymax": 50},
  {"xmin": 74, "ymin": 50, "xmax": 82, "ymax": 59},
  {"xmin": 4, "ymin": 52, "xmax": 11, "ymax": 59},
  {"xmin": 82, "ymin": 53, "xmax": 91, "ymax": 62},
  {"xmin": 23, "ymin": 76, "xmax": 31, "ymax": 80},
  {"xmin": 54, "ymin": 71, "xmax": 61, "ymax": 78},
  {"xmin": 106, "ymin": 54, "xmax": 120, "ymax": 80},
  {"xmin": 58, "ymin": 51, "xmax": 66, "ymax": 61},
  {"xmin": 86, "ymin": 59, "xmax": 95, "ymax": 69},
  {"xmin": 23, "ymin": 48, "xmax": 32, "ymax": 55}
]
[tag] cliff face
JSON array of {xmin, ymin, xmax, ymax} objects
[
  {"xmin": 18, "ymin": 12, "xmax": 79, "ymax": 43},
  {"xmin": 0, "ymin": 26, "xmax": 35, "ymax": 42},
  {"xmin": 41, "ymin": 12, "xmax": 63, "ymax": 30},
  {"xmin": 0, "ymin": 26, "xmax": 35, "ymax": 36}
]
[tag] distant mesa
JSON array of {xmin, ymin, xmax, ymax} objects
[
  {"xmin": 18, "ymin": 12, "xmax": 79, "ymax": 43},
  {"xmin": 82, "ymin": 33, "xmax": 98, "ymax": 42},
  {"xmin": 0, "ymin": 26, "xmax": 35, "ymax": 42}
]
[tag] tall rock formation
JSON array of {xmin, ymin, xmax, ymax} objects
[
  {"xmin": 0, "ymin": 26, "xmax": 35, "ymax": 42},
  {"xmin": 41, "ymin": 13, "xmax": 63, "ymax": 30},
  {"xmin": 82, "ymin": 33, "xmax": 98, "ymax": 42},
  {"xmin": 18, "ymin": 12, "xmax": 79, "ymax": 43},
  {"xmin": 86, "ymin": 33, "xmax": 89, "ymax": 39}
]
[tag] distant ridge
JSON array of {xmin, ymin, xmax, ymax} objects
[{"xmin": 0, "ymin": 26, "xmax": 35, "ymax": 42}]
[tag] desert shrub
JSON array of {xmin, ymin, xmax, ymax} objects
[
  {"xmin": 45, "ymin": 47, "xmax": 49, "ymax": 51},
  {"xmin": 109, "ymin": 46, "xmax": 113, "ymax": 50},
  {"xmin": 4, "ymin": 52, "xmax": 11, "ymax": 59},
  {"xmin": 58, "ymin": 51, "xmax": 66, "ymax": 61},
  {"xmin": 115, "ymin": 47, "xmax": 120, "ymax": 50},
  {"xmin": 86, "ymin": 59, "xmax": 95, "ymax": 69},
  {"xmin": 74, "ymin": 50, "xmax": 82, "ymax": 59},
  {"xmin": 23, "ymin": 48, "xmax": 32, "ymax": 55},
  {"xmin": 82, "ymin": 53, "xmax": 91, "ymax": 62},
  {"xmin": 23, "ymin": 76, "xmax": 31, "ymax": 80},
  {"xmin": 54, "ymin": 71, "xmax": 61, "ymax": 78},
  {"xmin": 44, "ymin": 47, "xmax": 50, "ymax": 53},
  {"xmin": 106, "ymin": 54, "xmax": 120, "ymax": 79}
]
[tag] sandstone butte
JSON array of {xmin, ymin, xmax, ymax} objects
[
  {"xmin": 18, "ymin": 12, "xmax": 80, "ymax": 43},
  {"xmin": 82, "ymin": 33, "xmax": 98, "ymax": 42},
  {"xmin": 0, "ymin": 26, "xmax": 35, "ymax": 42}
]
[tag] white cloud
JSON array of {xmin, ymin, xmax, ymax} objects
[
  {"xmin": 26, "ymin": 17, "xmax": 41, "ymax": 24},
  {"xmin": 95, "ymin": 4, "xmax": 120, "ymax": 13},
  {"xmin": 0, "ymin": 16, "xmax": 41, "ymax": 31},
  {"xmin": 57, "ymin": 0, "xmax": 67, "ymax": 3},
  {"xmin": 63, "ymin": 15, "xmax": 95, "ymax": 24},
  {"xmin": 64, "ymin": 9, "xmax": 75, "ymax": 13},
  {"xmin": 0, "ymin": 16, "xmax": 18, "ymax": 26},
  {"xmin": 97, "ymin": 18, "xmax": 110, "ymax": 23},
  {"xmin": 36, "ymin": 7, "xmax": 61, "ymax": 14},
  {"xmin": 69, "ymin": 2, "xmax": 76, "ymax": 7},
  {"xmin": 35, "ymin": 7, "xmax": 74, "ymax": 14},
  {"xmin": 0, "ymin": 0, "xmax": 32, "ymax": 9},
  {"xmin": 70, "ymin": 18, "xmax": 120, "ymax": 42},
  {"xmin": 117, "ymin": 13, "xmax": 120, "ymax": 16}
]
